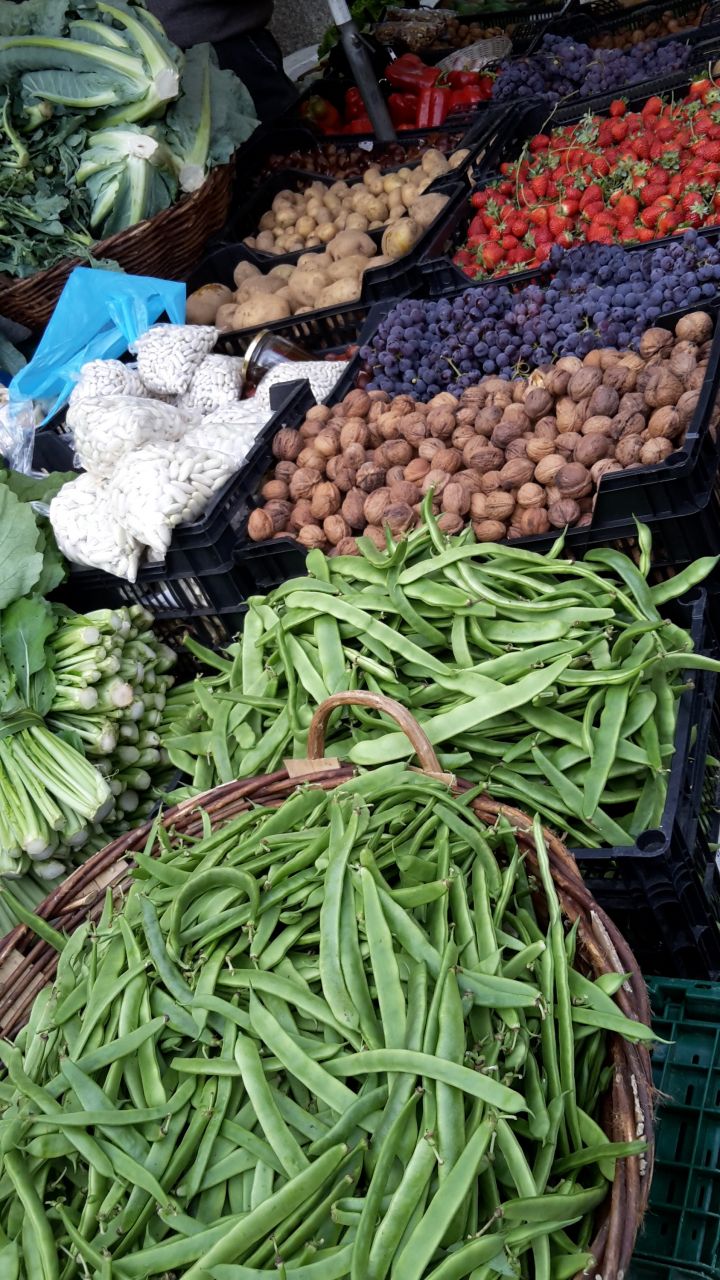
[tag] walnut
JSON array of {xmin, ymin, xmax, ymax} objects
[
  {"xmin": 343, "ymin": 443, "xmax": 367, "ymax": 470},
  {"xmin": 456, "ymin": 406, "xmax": 478, "ymax": 427},
  {"xmin": 452, "ymin": 424, "xmax": 476, "ymax": 450},
  {"xmin": 386, "ymin": 465, "xmax": 406, "ymax": 487},
  {"xmin": 523, "ymin": 387, "xmax": 554, "ymax": 420},
  {"xmin": 556, "ymin": 356, "xmax": 583, "ymax": 374},
  {"xmin": 421, "ymin": 468, "xmax": 450, "ymax": 496},
  {"xmin": 274, "ymin": 460, "xmax": 297, "ymax": 484},
  {"xmin": 491, "ymin": 418, "xmax": 527, "ymax": 449},
  {"xmin": 516, "ymin": 482, "xmax": 546, "ymax": 508},
  {"xmin": 512, "ymin": 381, "xmax": 527, "ymax": 404},
  {"xmin": 297, "ymin": 524, "xmax": 326, "ymax": 549},
  {"xmin": 455, "ymin": 468, "xmax": 483, "ymax": 493},
  {"xmin": 533, "ymin": 454, "xmax": 566, "ymax": 486},
  {"xmin": 306, "ymin": 404, "xmax": 333, "ymax": 423},
  {"xmin": 289, "ymin": 499, "xmax": 313, "ymax": 530},
  {"xmin": 669, "ymin": 344, "xmax": 697, "ymax": 379},
  {"xmin": 534, "ymin": 416, "xmax": 558, "ymax": 441},
  {"xmin": 323, "ymin": 514, "xmax": 350, "ymax": 545},
  {"xmin": 479, "ymin": 469, "xmax": 503, "ymax": 494},
  {"xmin": 519, "ymin": 507, "xmax": 550, "ymax": 536},
  {"xmin": 574, "ymin": 435, "xmax": 613, "ymax": 468},
  {"xmin": 472, "ymin": 519, "xmax": 507, "ymax": 542},
  {"xmin": 581, "ymin": 414, "xmax": 614, "ymax": 437},
  {"xmin": 436, "ymin": 513, "xmax": 464, "ymax": 535},
  {"xmin": 363, "ymin": 525, "xmax": 388, "ymax": 550},
  {"xmin": 459, "ymin": 385, "xmax": 486, "ymax": 406},
  {"xmin": 526, "ymin": 437, "xmax": 557, "ymax": 463},
  {"xmin": 676, "ymin": 390, "xmax": 700, "ymax": 424},
  {"xmin": 313, "ymin": 428, "xmax": 340, "ymax": 459},
  {"xmin": 341, "ymin": 488, "xmax": 367, "ymax": 529},
  {"xmin": 356, "ymin": 461, "xmax": 386, "ymax": 492},
  {"xmin": 676, "ymin": 312, "xmax": 713, "ymax": 342},
  {"xmin": 506, "ymin": 438, "xmax": 529, "ymax": 461},
  {"xmin": 342, "ymin": 389, "xmax": 371, "ymax": 416},
  {"xmin": 364, "ymin": 488, "xmax": 392, "ymax": 525},
  {"xmin": 300, "ymin": 419, "xmax": 323, "ymax": 441},
  {"xmin": 614, "ymin": 435, "xmax": 644, "ymax": 467},
  {"xmin": 590, "ymin": 459, "xmax": 623, "ymax": 484},
  {"xmin": 603, "ymin": 363, "xmax": 637, "ymax": 394},
  {"xmin": 399, "ymin": 413, "xmax": 428, "ymax": 447},
  {"xmin": 335, "ymin": 536, "xmax": 360, "ymax": 556},
  {"xmin": 587, "ymin": 386, "xmax": 619, "ymax": 418},
  {"xmin": 555, "ymin": 462, "xmax": 591, "ymax": 499},
  {"xmin": 289, "ymin": 467, "xmax": 322, "ymax": 501},
  {"xmin": 368, "ymin": 389, "xmax": 390, "ymax": 403},
  {"xmin": 405, "ymin": 457, "xmax": 431, "ymax": 483},
  {"xmin": 568, "ymin": 367, "xmax": 602, "ymax": 402},
  {"xmin": 340, "ymin": 419, "xmax": 369, "ymax": 449},
  {"xmin": 542, "ymin": 367, "xmax": 571, "ymax": 397},
  {"xmin": 264, "ymin": 499, "xmax": 292, "ymax": 532},
  {"xmin": 640, "ymin": 438, "xmax": 674, "ymax": 465},
  {"xmin": 310, "ymin": 481, "xmax": 341, "ymax": 520},
  {"xmin": 617, "ymin": 412, "xmax": 647, "ymax": 439},
  {"xmin": 418, "ymin": 438, "xmax": 443, "ymax": 461},
  {"xmin": 272, "ymin": 428, "xmax": 302, "ymax": 461},
  {"xmin": 383, "ymin": 502, "xmax": 415, "ymax": 535},
  {"xmin": 548, "ymin": 498, "xmax": 581, "ymax": 528},
  {"xmin": 442, "ymin": 482, "xmax": 471, "ymax": 516},
  {"xmin": 426, "ymin": 408, "xmax": 456, "ymax": 439},
  {"xmin": 379, "ymin": 439, "xmax": 413, "ymax": 468},
  {"xmin": 583, "ymin": 348, "xmax": 603, "ymax": 368},
  {"xmin": 390, "ymin": 394, "xmax": 418, "ymax": 416},
  {"xmin": 484, "ymin": 491, "xmax": 515, "ymax": 522},
  {"xmin": 298, "ymin": 446, "xmax": 326, "ymax": 471},
  {"xmin": 433, "ymin": 447, "xmax": 463, "ymax": 473},
  {"xmin": 247, "ymin": 508, "xmax": 274, "ymax": 541},
  {"xmin": 427, "ymin": 391, "xmax": 458, "ymax": 410},
  {"xmin": 498, "ymin": 458, "xmax": 534, "ymax": 490},
  {"xmin": 688, "ymin": 366, "xmax": 708, "ymax": 391},
  {"xmin": 555, "ymin": 431, "xmax": 581, "ymax": 458},
  {"xmin": 475, "ymin": 405, "xmax": 503, "ymax": 437},
  {"xmin": 642, "ymin": 367, "xmax": 684, "ymax": 408},
  {"xmin": 463, "ymin": 440, "xmax": 504, "ymax": 472},
  {"xmin": 647, "ymin": 406, "xmax": 683, "ymax": 440},
  {"xmin": 556, "ymin": 398, "xmax": 586, "ymax": 434},
  {"xmin": 261, "ymin": 479, "xmax": 289, "ymax": 501},
  {"xmin": 470, "ymin": 492, "xmax": 487, "ymax": 520},
  {"xmin": 325, "ymin": 458, "xmax": 356, "ymax": 492},
  {"xmin": 639, "ymin": 327, "xmax": 674, "ymax": 359},
  {"xmin": 390, "ymin": 480, "xmax": 421, "ymax": 506}
]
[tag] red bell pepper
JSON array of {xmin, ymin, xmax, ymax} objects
[
  {"xmin": 345, "ymin": 87, "xmax": 365, "ymax": 120},
  {"xmin": 449, "ymin": 85, "xmax": 485, "ymax": 113},
  {"xmin": 300, "ymin": 95, "xmax": 341, "ymax": 133},
  {"xmin": 447, "ymin": 70, "xmax": 480, "ymax": 88},
  {"xmin": 388, "ymin": 92, "xmax": 418, "ymax": 127},
  {"xmin": 385, "ymin": 53, "xmax": 439, "ymax": 91},
  {"xmin": 416, "ymin": 85, "xmax": 451, "ymax": 129},
  {"xmin": 342, "ymin": 115, "xmax": 373, "ymax": 133}
]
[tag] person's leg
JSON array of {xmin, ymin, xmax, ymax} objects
[{"xmin": 213, "ymin": 29, "xmax": 298, "ymax": 122}]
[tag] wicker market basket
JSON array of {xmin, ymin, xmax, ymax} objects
[
  {"xmin": 0, "ymin": 691, "xmax": 655, "ymax": 1280},
  {"xmin": 0, "ymin": 162, "xmax": 234, "ymax": 332}
]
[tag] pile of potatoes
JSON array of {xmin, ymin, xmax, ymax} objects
[{"xmin": 243, "ymin": 149, "xmax": 463, "ymax": 257}]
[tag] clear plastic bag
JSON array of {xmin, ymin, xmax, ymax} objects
[
  {"xmin": 0, "ymin": 393, "xmax": 40, "ymax": 474},
  {"xmin": 49, "ymin": 473, "xmax": 142, "ymax": 582},
  {"xmin": 108, "ymin": 441, "xmax": 235, "ymax": 559},
  {"xmin": 180, "ymin": 353, "xmax": 244, "ymax": 414},
  {"xmin": 437, "ymin": 37, "xmax": 511, "ymax": 71},
  {"xmin": 132, "ymin": 324, "xmax": 219, "ymax": 396},
  {"xmin": 68, "ymin": 360, "xmax": 147, "ymax": 406},
  {"xmin": 186, "ymin": 402, "xmax": 265, "ymax": 469},
  {"xmin": 68, "ymin": 395, "xmax": 200, "ymax": 479}
]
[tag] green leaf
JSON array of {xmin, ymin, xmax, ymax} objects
[
  {"xmin": 33, "ymin": 527, "xmax": 66, "ymax": 598},
  {"xmin": 29, "ymin": 665, "xmax": 56, "ymax": 718},
  {"xmin": 1, "ymin": 468, "xmax": 74, "ymax": 505},
  {"xmin": 0, "ymin": 484, "xmax": 43, "ymax": 607},
  {"xmin": 1, "ymin": 595, "xmax": 56, "ymax": 704}
]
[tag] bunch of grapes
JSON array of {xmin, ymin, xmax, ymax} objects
[
  {"xmin": 361, "ymin": 231, "xmax": 720, "ymax": 396},
  {"xmin": 492, "ymin": 33, "xmax": 690, "ymax": 104}
]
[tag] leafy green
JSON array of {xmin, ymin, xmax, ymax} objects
[
  {"xmin": 76, "ymin": 124, "xmax": 176, "ymax": 230},
  {"xmin": 0, "ymin": 335, "xmax": 26, "ymax": 377},
  {"xmin": 0, "ymin": 485, "xmax": 44, "ymax": 609},
  {"xmin": 2, "ymin": 596, "xmax": 57, "ymax": 705},
  {"xmin": 1, "ymin": 468, "xmax": 75, "ymax": 505},
  {"xmin": 0, "ymin": 469, "xmax": 71, "ymax": 598},
  {"xmin": 163, "ymin": 43, "xmax": 257, "ymax": 193}
]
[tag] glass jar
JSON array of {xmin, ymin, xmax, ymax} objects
[{"xmin": 241, "ymin": 331, "xmax": 311, "ymax": 392}]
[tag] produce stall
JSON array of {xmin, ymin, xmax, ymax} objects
[{"xmin": 1, "ymin": 0, "xmax": 720, "ymax": 1275}]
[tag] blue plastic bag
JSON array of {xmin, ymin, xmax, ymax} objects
[{"xmin": 9, "ymin": 268, "xmax": 186, "ymax": 424}]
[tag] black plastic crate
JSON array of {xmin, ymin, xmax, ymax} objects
[
  {"xmin": 628, "ymin": 977, "xmax": 720, "ymax": 1277},
  {"xmin": 550, "ymin": 0, "xmax": 718, "ymax": 46}
]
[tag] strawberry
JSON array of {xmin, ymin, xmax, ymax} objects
[
  {"xmin": 548, "ymin": 214, "xmax": 571, "ymax": 237},
  {"xmin": 586, "ymin": 222, "xmax": 614, "ymax": 244},
  {"xmin": 502, "ymin": 234, "xmax": 519, "ymax": 250},
  {"xmin": 642, "ymin": 96, "xmax": 664, "ymax": 117},
  {"xmin": 657, "ymin": 211, "xmax": 680, "ymax": 235},
  {"xmin": 609, "ymin": 99, "xmax": 626, "ymax": 117},
  {"xmin": 640, "ymin": 205, "xmax": 662, "ymax": 228},
  {"xmin": 481, "ymin": 242, "xmax": 505, "ymax": 269},
  {"xmin": 640, "ymin": 183, "xmax": 667, "ymax": 208},
  {"xmin": 611, "ymin": 193, "xmax": 640, "ymax": 220},
  {"xmin": 530, "ymin": 174, "xmax": 549, "ymax": 197},
  {"xmin": 689, "ymin": 78, "xmax": 712, "ymax": 101},
  {"xmin": 610, "ymin": 120, "xmax": 628, "ymax": 142},
  {"xmin": 529, "ymin": 134, "xmax": 551, "ymax": 153},
  {"xmin": 635, "ymin": 227, "xmax": 656, "ymax": 242},
  {"xmin": 508, "ymin": 215, "xmax": 529, "ymax": 237}
]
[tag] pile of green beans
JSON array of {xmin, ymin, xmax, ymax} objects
[
  {"xmin": 162, "ymin": 509, "xmax": 720, "ymax": 847},
  {"xmin": 0, "ymin": 768, "xmax": 651, "ymax": 1278}
]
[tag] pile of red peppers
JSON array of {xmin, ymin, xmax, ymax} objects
[{"xmin": 300, "ymin": 53, "xmax": 493, "ymax": 135}]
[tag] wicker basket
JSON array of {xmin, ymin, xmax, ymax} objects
[
  {"xmin": 0, "ymin": 691, "xmax": 655, "ymax": 1280},
  {"xmin": 0, "ymin": 162, "xmax": 235, "ymax": 332}
]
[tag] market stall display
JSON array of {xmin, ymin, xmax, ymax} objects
[{"xmin": 0, "ymin": 696, "xmax": 654, "ymax": 1280}]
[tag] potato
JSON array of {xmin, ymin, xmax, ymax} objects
[
  {"xmin": 256, "ymin": 230, "xmax": 277, "ymax": 252},
  {"xmin": 448, "ymin": 148, "xmax": 470, "ymax": 169},
  {"xmin": 233, "ymin": 261, "xmax": 261, "ymax": 287},
  {"xmin": 308, "ymin": 181, "xmax": 327, "ymax": 197},
  {"xmin": 297, "ymin": 251, "xmax": 328, "ymax": 270},
  {"xmin": 216, "ymin": 302, "xmax": 241, "ymax": 331},
  {"xmin": 243, "ymin": 235, "xmax": 257, "ymax": 249},
  {"xmin": 352, "ymin": 191, "xmax": 388, "ymax": 222},
  {"xmin": 421, "ymin": 148, "xmax": 450, "ymax": 178},
  {"xmin": 274, "ymin": 206, "xmax": 297, "ymax": 230},
  {"xmin": 362, "ymin": 253, "xmax": 393, "ymax": 271},
  {"xmin": 236, "ymin": 274, "xmax": 286, "ymax": 301},
  {"xmin": 416, "ymin": 176, "xmax": 432, "ymax": 194},
  {"xmin": 382, "ymin": 173, "xmax": 404, "ymax": 193},
  {"xmin": 397, "ymin": 167, "xmax": 413, "ymax": 181},
  {"xmin": 326, "ymin": 254, "xmax": 373, "ymax": 281},
  {"xmin": 271, "ymin": 193, "xmax": 294, "ymax": 213},
  {"xmin": 269, "ymin": 263, "xmax": 294, "ymax": 281},
  {"xmin": 316, "ymin": 221, "xmax": 338, "ymax": 244},
  {"xmin": 234, "ymin": 295, "xmax": 291, "ymax": 328},
  {"xmin": 327, "ymin": 230, "xmax": 375, "ymax": 260},
  {"xmin": 288, "ymin": 270, "xmax": 330, "ymax": 308},
  {"xmin": 185, "ymin": 282, "xmax": 233, "ymax": 325},
  {"xmin": 401, "ymin": 182, "xmax": 420, "ymax": 209},
  {"xmin": 334, "ymin": 211, "xmax": 348, "ymax": 232},
  {"xmin": 324, "ymin": 194, "xmax": 342, "ymax": 216},
  {"xmin": 258, "ymin": 210, "xmax": 276, "ymax": 232},
  {"xmin": 285, "ymin": 236, "xmax": 305, "ymax": 252},
  {"xmin": 382, "ymin": 217, "xmax": 422, "ymax": 259},
  {"xmin": 306, "ymin": 236, "xmax": 322, "ymax": 247},
  {"xmin": 318, "ymin": 279, "xmax": 362, "ymax": 306},
  {"xmin": 409, "ymin": 193, "xmax": 449, "ymax": 229},
  {"xmin": 363, "ymin": 167, "xmax": 384, "ymax": 195},
  {"xmin": 345, "ymin": 212, "xmax": 369, "ymax": 231},
  {"xmin": 307, "ymin": 199, "xmax": 328, "ymax": 220},
  {"xmin": 329, "ymin": 181, "xmax": 349, "ymax": 197},
  {"xmin": 295, "ymin": 214, "xmax": 317, "ymax": 239}
]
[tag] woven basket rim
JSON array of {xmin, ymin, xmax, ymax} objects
[{"xmin": 0, "ymin": 752, "xmax": 654, "ymax": 1280}]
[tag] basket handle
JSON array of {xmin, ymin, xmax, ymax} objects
[{"xmin": 306, "ymin": 692, "xmax": 444, "ymax": 775}]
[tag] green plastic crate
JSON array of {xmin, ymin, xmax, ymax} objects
[{"xmin": 629, "ymin": 978, "xmax": 720, "ymax": 1279}]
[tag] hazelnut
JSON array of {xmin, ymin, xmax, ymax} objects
[
  {"xmin": 548, "ymin": 498, "xmax": 581, "ymax": 528},
  {"xmin": 341, "ymin": 488, "xmax": 367, "ymax": 529},
  {"xmin": 472, "ymin": 519, "xmax": 507, "ymax": 542},
  {"xmin": 247, "ymin": 508, "xmax": 274, "ymax": 541},
  {"xmin": 342, "ymin": 389, "xmax": 371, "ymax": 416},
  {"xmin": 405, "ymin": 457, "xmax": 431, "ymax": 483},
  {"xmin": 534, "ymin": 454, "xmax": 566, "ymax": 486},
  {"xmin": 264, "ymin": 499, "xmax": 292, "ymax": 532},
  {"xmin": 364, "ymin": 488, "xmax": 392, "ymax": 525},
  {"xmin": 356, "ymin": 462, "xmax": 386, "ymax": 492},
  {"xmin": 437, "ymin": 513, "xmax": 464, "ymax": 535},
  {"xmin": 614, "ymin": 436, "xmax": 644, "ymax": 467},
  {"xmin": 310, "ymin": 482, "xmax": 341, "ymax": 520},
  {"xmin": 574, "ymin": 435, "xmax": 612, "ymax": 469},
  {"xmin": 442, "ymin": 482, "xmax": 471, "ymax": 516},
  {"xmin": 297, "ymin": 524, "xmax": 326, "ymax": 549},
  {"xmin": 324, "ymin": 514, "xmax": 350, "ymax": 545},
  {"xmin": 383, "ymin": 502, "xmax": 415, "ymax": 535},
  {"xmin": 484, "ymin": 491, "xmax": 515, "ymax": 522},
  {"xmin": 498, "ymin": 459, "xmax": 534, "ymax": 490},
  {"xmin": 647, "ymin": 406, "xmax": 683, "ymax": 440},
  {"xmin": 261, "ymin": 479, "xmax": 289, "ymax": 501},
  {"xmin": 298, "ymin": 446, "xmax": 326, "ymax": 471},
  {"xmin": 555, "ymin": 462, "xmax": 591, "ymax": 499},
  {"xmin": 519, "ymin": 507, "xmax": 550, "ymax": 536},
  {"xmin": 640, "ymin": 438, "xmax": 674, "ymax": 465},
  {"xmin": 272, "ymin": 428, "xmax": 302, "ymax": 461},
  {"xmin": 335, "ymin": 536, "xmax": 360, "ymax": 556},
  {"xmin": 289, "ymin": 467, "xmax": 322, "ymax": 501},
  {"xmin": 340, "ymin": 419, "xmax": 369, "ymax": 449},
  {"xmin": 516, "ymin": 482, "xmax": 546, "ymax": 508},
  {"xmin": 421, "ymin": 468, "xmax": 450, "ymax": 496}
]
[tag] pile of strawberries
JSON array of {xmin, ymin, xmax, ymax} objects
[{"xmin": 455, "ymin": 79, "xmax": 720, "ymax": 278}]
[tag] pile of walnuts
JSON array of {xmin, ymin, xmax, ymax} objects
[{"xmin": 246, "ymin": 312, "xmax": 713, "ymax": 554}]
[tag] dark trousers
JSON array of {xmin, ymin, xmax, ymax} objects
[{"xmin": 213, "ymin": 28, "xmax": 298, "ymax": 122}]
